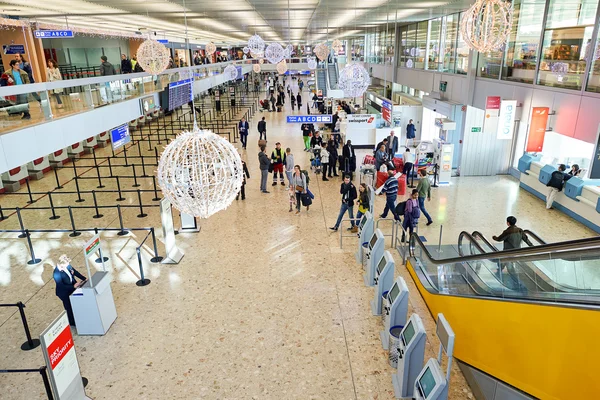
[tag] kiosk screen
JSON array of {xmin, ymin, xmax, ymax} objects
[
  {"xmin": 359, "ymin": 215, "xmax": 367, "ymax": 229},
  {"xmin": 376, "ymin": 256, "xmax": 386, "ymax": 274},
  {"xmin": 418, "ymin": 367, "xmax": 436, "ymax": 398},
  {"xmin": 369, "ymin": 233, "xmax": 378, "ymax": 249},
  {"xmin": 401, "ymin": 320, "xmax": 415, "ymax": 346},
  {"xmin": 388, "ymin": 283, "xmax": 399, "ymax": 303}
]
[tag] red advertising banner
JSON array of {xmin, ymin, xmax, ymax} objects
[
  {"xmin": 47, "ymin": 325, "xmax": 74, "ymax": 370},
  {"xmin": 382, "ymin": 107, "xmax": 391, "ymax": 123},
  {"xmin": 485, "ymin": 96, "xmax": 501, "ymax": 110},
  {"xmin": 526, "ymin": 107, "xmax": 550, "ymax": 152}
]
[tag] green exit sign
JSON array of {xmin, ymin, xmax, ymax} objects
[{"xmin": 471, "ymin": 127, "xmax": 482, "ymax": 132}]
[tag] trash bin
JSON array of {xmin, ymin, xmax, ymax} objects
[
  {"xmin": 381, "ymin": 291, "xmax": 389, "ymax": 324},
  {"xmin": 361, "ymin": 242, "xmax": 369, "ymax": 270},
  {"xmin": 388, "ymin": 325, "xmax": 404, "ymax": 368}
]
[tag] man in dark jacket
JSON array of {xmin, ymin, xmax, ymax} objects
[
  {"xmin": 310, "ymin": 131, "xmax": 323, "ymax": 148},
  {"xmin": 331, "ymin": 112, "xmax": 339, "ymax": 131},
  {"xmin": 239, "ymin": 117, "xmax": 249, "ymax": 149},
  {"xmin": 258, "ymin": 145, "xmax": 271, "ymax": 193},
  {"xmin": 386, "ymin": 130, "xmax": 399, "ymax": 158},
  {"xmin": 342, "ymin": 140, "xmax": 356, "ymax": 180},
  {"xmin": 120, "ymin": 54, "xmax": 132, "ymax": 74},
  {"xmin": 546, "ymin": 164, "xmax": 566, "ymax": 209},
  {"xmin": 492, "ymin": 216, "xmax": 533, "ymax": 250},
  {"xmin": 330, "ymin": 175, "xmax": 358, "ymax": 231},
  {"xmin": 257, "ymin": 116, "xmax": 267, "ymax": 141},
  {"xmin": 236, "ymin": 160, "xmax": 250, "ymax": 201},
  {"xmin": 406, "ymin": 119, "xmax": 416, "ymax": 146},
  {"xmin": 100, "ymin": 56, "xmax": 116, "ymax": 76}
]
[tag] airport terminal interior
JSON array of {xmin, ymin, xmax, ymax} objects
[{"xmin": 0, "ymin": 1, "xmax": 600, "ymax": 399}]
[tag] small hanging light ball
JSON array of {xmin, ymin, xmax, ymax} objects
[
  {"xmin": 157, "ymin": 128, "xmax": 243, "ymax": 219},
  {"xmin": 243, "ymin": 46, "xmax": 250, "ymax": 54},
  {"xmin": 205, "ymin": 42, "xmax": 217, "ymax": 56},
  {"xmin": 338, "ymin": 63, "xmax": 371, "ymax": 98},
  {"xmin": 332, "ymin": 39, "xmax": 343, "ymax": 53},
  {"xmin": 307, "ymin": 57, "xmax": 317, "ymax": 70},
  {"xmin": 258, "ymin": 58, "xmax": 264, "ymax": 65},
  {"xmin": 136, "ymin": 39, "xmax": 170, "ymax": 75},
  {"xmin": 276, "ymin": 60, "xmax": 287, "ymax": 74},
  {"xmin": 253, "ymin": 64, "xmax": 261, "ymax": 73},
  {"xmin": 223, "ymin": 64, "xmax": 238, "ymax": 81},
  {"xmin": 248, "ymin": 34, "xmax": 266, "ymax": 55},
  {"xmin": 265, "ymin": 43, "xmax": 285, "ymax": 64},
  {"xmin": 314, "ymin": 43, "xmax": 329, "ymax": 61}
]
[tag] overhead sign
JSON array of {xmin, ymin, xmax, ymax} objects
[
  {"xmin": 2, "ymin": 44, "xmax": 25, "ymax": 55},
  {"xmin": 485, "ymin": 96, "xmax": 501, "ymax": 110},
  {"xmin": 34, "ymin": 30, "xmax": 74, "ymax": 39},
  {"xmin": 347, "ymin": 114, "xmax": 376, "ymax": 127},
  {"xmin": 484, "ymin": 96, "xmax": 501, "ymax": 134},
  {"xmin": 526, "ymin": 107, "xmax": 549, "ymax": 152},
  {"xmin": 157, "ymin": 39, "xmax": 169, "ymax": 44},
  {"xmin": 40, "ymin": 312, "xmax": 86, "ymax": 400},
  {"xmin": 286, "ymin": 115, "xmax": 332, "ymax": 123},
  {"xmin": 382, "ymin": 100, "xmax": 392, "ymax": 123},
  {"xmin": 110, "ymin": 124, "xmax": 131, "ymax": 151},
  {"xmin": 497, "ymin": 100, "xmax": 517, "ymax": 140}
]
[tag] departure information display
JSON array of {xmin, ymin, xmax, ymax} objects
[{"xmin": 168, "ymin": 79, "xmax": 193, "ymax": 111}]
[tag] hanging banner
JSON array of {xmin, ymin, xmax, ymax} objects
[
  {"xmin": 40, "ymin": 312, "xmax": 87, "ymax": 400},
  {"xmin": 526, "ymin": 107, "xmax": 549, "ymax": 152},
  {"xmin": 497, "ymin": 100, "xmax": 517, "ymax": 140},
  {"xmin": 484, "ymin": 96, "xmax": 501, "ymax": 134}
]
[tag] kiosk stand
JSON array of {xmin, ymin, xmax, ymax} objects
[
  {"xmin": 371, "ymin": 251, "xmax": 395, "ymax": 315},
  {"xmin": 413, "ymin": 313, "xmax": 455, "ymax": 400},
  {"xmin": 364, "ymin": 229, "xmax": 385, "ymax": 287},
  {"xmin": 381, "ymin": 277, "xmax": 409, "ymax": 349},
  {"xmin": 392, "ymin": 313, "xmax": 427, "ymax": 398},
  {"xmin": 355, "ymin": 211, "xmax": 374, "ymax": 264},
  {"xmin": 70, "ymin": 234, "xmax": 117, "ymax": 335}
]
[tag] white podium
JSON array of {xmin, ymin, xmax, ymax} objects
[{"xmin": 70, "ymin": 271, "xmax": 117, "ymax": 335}]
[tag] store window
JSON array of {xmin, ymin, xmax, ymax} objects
[
  {"xmin": 415, "ymin": 21, "xmax": 428, "ymax": 69},
  {"xmin": 477, "ymin": 50, "xmax": 503, "ymax": 79},
  {"xmin": 587, "ymin": 30, "xmax": 600, "ymax": 92},
  {"xmin": 427, "ymin": 18, "xmax": 442, "ymax": 70},
  {"xmin": 501, "ymin": 0, "xmax": 545, "ymax": 83},
  {"xmin": 403, "ymin": 24, "xmax": 417, "ymax": 68},
  {"xmin": 456, "ymin": 13, "xmax": 470, "ymax": 75},
  {"xmin": 537, "ymin": 0, "xmax": 599, "ymax": 90},
  {"xmin": 442, "ymin": 14, "xmax": 459, "ymax": 73}
]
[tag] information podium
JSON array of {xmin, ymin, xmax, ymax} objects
[
  {"xmin": 70, "ymin": 235, "xmax": 117, "ymax": 335},
  {"xmin": 355, "ymin": 212, "xmax": 374, "ymax": 263},
  {"xmin": 381, "ymin": 277, "xmax": 409, "ymax": 349},
  {"xmin": 364, "ymin": 229, "xmax": 385, "ymax": 287},
  {"xmin": 371, "ymin": 251, "xmax": 395, "ymax": 315},
  {"xmin": 392, "ymin": 314, "xmax": 427, "ymax": 398}
]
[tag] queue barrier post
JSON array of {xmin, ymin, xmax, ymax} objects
[
  {"xmin": 132, "ymin": 164, "xmax": 140, "ymax": 188},
  {"xmin": 39, "ymin": 366, "xmax": 55, "ymax": 400},
  {"xmin": 92, "ymin": 190, "xmax": 103, "ymax": 219},
  {"xmin": 0, "ymin": 205, "xmax": 7, "ymax": 221},
  {"xmin": 74, "ymin": 175, "xmax": 85, "ymax": 203},
  {"xmin": 95, "ymin": 165, "xmax": 105, "ymax": 189},
  {"xmin": 116, "ymin": 204, "xmax": 129, "ymax": 236},
  {"xmin": 123, "ymin": 146, "xmax": 129, "ymax": 166},
  {"xmin": 47, "ymin": 192, "xmax": 60, "ymax": 220},
  {"xmin": 25, "ymin": 178, "xmax": 35, "ymax": 204},
  {"xmin": 150, "ymin": 227, "xmax": 163, "ymax": 263},
  {"xmin": 137, "ymin": 189, "xmax": 147, "ymax": 218},
  {"xmin": 93, "ymin": 227, "xmax": 109, "ymax": 263},
  {"xmin": 135, "ymin": 247, "xmax": 151, "ymax": 287},
  {"xmin": 16, "ymin": 301, "xmax": 41, "ymax": 350},
  {"xmin": 152, "ymin": 176, "xmax": 161, "ymax": 201},
  {"xmin": 68, "ymin": 206, "xmax": 81, "ymax": 237},
  {"xmin": 115, "ymin": 176, "xmax": 125, "ymax": 201},
  {"xmin": 53, "ymin": 166, "xmax": 63, "ymax": 189},
  {"xmin": 16, "ymin": 207, "xmax": 28, "ymax": 238},
  {"xmin": 24, "ymin": 230, "xmax": 41, "ymax": 265},
  {"xmin": 107, "ymin": 157, "xmax": 113, "ymax": 177},
  {"xmin": 141, "ymin": 154, "xmax": 148, "ymax": 177}
]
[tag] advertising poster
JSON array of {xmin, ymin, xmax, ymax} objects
[
  {"xmin": 483, "ymin": 96, "xmax": 501, "ymax": 134},
  {"xmin": 382, "ymin": 100, "xmax": 392, "ymax": 123},
  {"xmin": 526, "ymin": 107, "xmax": 549, "ymax": 152},
  {"xmin": 497, "ymin": 100, "xmax": 517, "ymax": 140}
]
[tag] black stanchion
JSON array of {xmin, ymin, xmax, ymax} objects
[
  {"xmin": 141, "ymin": 155, "xmax": 148, "ymax": 177},
  {"xmin": 53, "ymin": 167, "xmax": 63, "ymax": 189},
  {"xmin": 91, "ymin": 191, "xmax": 103, "ymax": 219},
  {"xmin": 16, "ymin": 208, "xmax": 28, "ymax": 238},
  {"xmin": 93, "ymin": 228, "xmax": 109, "ymax": 263},
  {"xmin": 150, "ymin": 228, "xmax": 163, "ymax": 263},
  {"xmin": 15, "ymin": 301, "xmax": 41, "ymax": 350},
  {"xmin": 132, "ymin": 164, "xmax": 140, "ymax": 188},
  {"xmin": 0, "ymin": 205, "xmax": 6, "ymax": 221},
  {"xmin": 25, "ymin": 178, "xmax": 35, "ymax": 204},
  {"xmin": 123, "ymin": 146, "xmax": 129, "ymax": 166},
  {"xmin": 74, "ymin": 176, "xmax": 85, "ymax": 203},
  {"xmin": 68, "ymin": 206, "xmax": 81, "ymax": 237},
  {"xmin": 137, "ymin": 189, "xmax": 147, "ymax": 218},
  {"xmin": 152, "ymin": 176, "xmax": 161, "ymax": 201},
  {"xmin": 95, "ymin": 165, "xmax": 105, "ymax": 188},
  {"xmin": 147, "ymin": 131, "xmax": 152, "ymax": 151},
  {"xmin": 135, "ymin": 247, "xmax": 151, "ymax": 286},
  {"xmin": 409, "ymin": 164, "xmax": 416, "ymax": 189},
  {"xmin": 115, "ymin": 176, "xmax": 125, "ymax": 201},
  {"xmin": 154, "ymin": 147, "xmax": 159, "ymax": 165},
  {"xmin": 47, "ymin": 192, "xmax": 60, "ymax": 220},
  {"xmin": 107, "ymin": 157, "xmax": 113, "ymax": 177},
  {"xmin": 432, "ymin": 164, "xmax": 439, "ymax": 188},
  {"xmin": 116, "ymin": 205, "xmax": 129, "ymax": 236},
  {"xmin": 39, "ymin": 366, "xmax": 55, "ymax": 400},
  {"xmin": 25, "ymin": 231, "xmax": 41, "ymax": 265},
  {"xmin": 137, "ymin": 141, "xmax": 142, "ymax": 158}
]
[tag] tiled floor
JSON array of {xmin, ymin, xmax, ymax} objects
[{"xmin": 0, "ymin": 82, "xmax": 596, "ymax": 399}]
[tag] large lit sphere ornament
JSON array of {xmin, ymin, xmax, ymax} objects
[
  {"xmin": 253, "ymin": 64, "xmax": 261, "ymax": 73},
  {"xmin": 314, "ymin": 43, "xmax": 329, "ymax": 61},
  {"xmin": 136, "ymin": 39, "xmax": 170, "ymax": 75},
  {"xmin": 157, "ymin": 128, "xmax": 243, "ymax": 218},
  {"xmin": 248, "ymin": 34, "xmax": 266, "ymax": 55},
  {"xmin": 276, "ymin": 60, "xmax": 288, "ymax": 74},
  {"xmin": 338, "ymin": 63, "xmax": 371, "ymax": 98},
  {"xmin": 460, "ymin": 0, "xmax": 513, "ymax": 52},
  {"xmin": 243, "ymin": 46, "xmax": 250, "ymax": 54},
  {"xmin": 206, "ymin": 42, "xmax": 216, "ymax": 56},
  {"xmin": 223, "ymin": 64, "xmax": 238, "ymax": 81},
  {"xmin": 307, "ymin": 57, "xmax": 317, "ymax": 70},
  {"xmin": 265, "ymin": 42, "xmax": 285, "ymax": 64},
  {"xmin": 332, "ymin": 39, "xmax": 343, "ymax": 53}
]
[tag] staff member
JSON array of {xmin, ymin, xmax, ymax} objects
[
  {"xmin": 53, "ymin": 255, "xmax": 87, "ymax": 327},
  {"xmin": 239, "ymin": 117, "xmax": 249, "ymax": 149}
]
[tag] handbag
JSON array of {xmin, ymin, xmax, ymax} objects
[
  {"xmin": 301, "ymin": 193, "xmax": 312, "ymax": 206},
  {"xmin": 295, "ymin": 185, "xmax": 304, "ymax": 192},
  {"xmin": 268, "ymin": 163, "xmax": 274, "ymax": 173}
]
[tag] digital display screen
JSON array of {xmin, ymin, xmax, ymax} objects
[
  {"xmin": 110, "ymin": 124, "xmax": 130, "ymax": 151},
  {"xmin": 359, "ymin": 215, "xmax": 367, "ymax": 229},
  {"xmin": 402, "ymin": 321, "xmax": 415, "ymax": 346},
  {"xmin": 369, "ymin": 232, "xmax": 378, "ymax": 249},
  {"xmin": 140, "ymin": 95, "xmax": 156, "ymax": 115},
  {"xmin": 418, "ymin": 368, "xmax": 437, "ymax": 398},
  {"xmin": 168, "ymin": 78, "xmax": 193, "ymax": 111},
  {"xmin": 376, "ymin": 255, "xmax": 386, "ymax": 274},
  {"xmin": 388, "ymin": 283, "xmax": 399, "ymax": 303}
]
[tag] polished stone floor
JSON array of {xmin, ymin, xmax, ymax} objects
[{"xmin": 0, "ymin": 82, "xmax": 596, "ymax": 400}]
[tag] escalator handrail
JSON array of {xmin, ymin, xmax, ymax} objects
[
  {"xmin": 408, "ymin": 232, "xmax": 600, "ymax": 265},
  {"xmin": 524, "ymin": 229, "xmax": 547, "ymax": 245},
  {"xmin": 471, "ymin": 231, "xmax": 500, "ymax": 252},
  {"xmin": 457, "ymin": 231, "xmax": 489, "ymax": 256}
]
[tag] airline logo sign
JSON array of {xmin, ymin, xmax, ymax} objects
[
  {"xmin": 347, "ymin": 114, "xmax": 376, "ymax": 127},
  {"xmin": 497, "ymin": 100, "xmax": 517, "ymax": 140},
  {"xmin": 84, "ymin": 235, "xmax": 100, "ymax": 258}
]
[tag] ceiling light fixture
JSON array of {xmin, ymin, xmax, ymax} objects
[{"xmin": 460, "ymin": 0, "xmax": 513, "ymax": 53}]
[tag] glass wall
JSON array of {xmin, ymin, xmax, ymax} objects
[
  {"xmin": 442, "ymin": 14, "xmax": 459, "ymax": 73},
  {"xmin": 587, "ymin": 29, "xmax": 600, "ymax": 92},
  {"xmin": 427, "ymin": 18, "xmax": 442, "ymax": 70}
]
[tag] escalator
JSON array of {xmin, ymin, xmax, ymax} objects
[
  {"xmin": 327, "ymin": 62, "xmax": 338, "ymax": 89},
  {"xmin": 316, "ymin": 67, "xmax": 328, "ymax": 97},
  {"xmin": 405, "ymin": 234, "xmax": 600, "ymax": 399}
]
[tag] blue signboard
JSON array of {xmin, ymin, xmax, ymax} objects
[
  {"xmin": 111, "ymin": 124, "xmax": 131, "ymax": 151},
  {"xmin": 157, "ymin": 39, "xmax": 169, "ymax": 44},
  {"xmin": 286, "ymin": 115, "xmax": 332, "ymax": 124},
  {"xmin": 382, "ymin": 100, "xmax": 392, "ymax": 110},
  {"xmin": 3, "ymin": 44, "xmax": 25, "ymax": 55},
  {"xmin": 34, "ymin": 30, "xmax": 74, "ymax": 39}
]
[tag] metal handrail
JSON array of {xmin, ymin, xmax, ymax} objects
[
  {"xmin": 524, "ymin": 229, "xmax": 547, "ymax": 245},
  {"xmin": 408, "ymin": 233, "xmax": 600, "ymax": 265},
  {"xmin": 339, "ymin": 217, "xmax": 360, "ymax": 248},
  {"xmin": 457, "ymin": 231, "xmax": 490, "ymax": 257},
  {"xmin": 470, "ymin": 231, "xmax": 500, "ymax": 252},
  {"xmin": 376, "ymin": 217, "xmax": 397, "ymax": 247}
]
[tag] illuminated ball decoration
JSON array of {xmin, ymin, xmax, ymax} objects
[
  {"xmin": 314, "ymin": 43, "xmax": 329, "ymax": 61},
  {"xmin": 206, "ymin": 42, "xmax": 217, "ymax": 56},
  {"xmin": 307, "ymin": 57, "xmax": 317, "ymax": 70},
  {"xmin": 243, "ymin": 46, "xmax": 250, "ymax": 54},
  {"xmin": 460, "ymin": 0, "xmax": 513, "ymax": 52},
  {"xmin": 265, "ymin": 42, "xmax": 285, "ymax": 64},
  {"xmin": 157, "ymin": 128, "xmax": 243, "ymax": 219},
  {"xmin": 248, "ymin": 34, "xmax": 266, "ymax": 55},
  {"xmin": 276, "ymin": 60, "xmax": 287, "ymax": 74},
  {"xmin": 253, "ymin": 64, "xmax": 261, "ymax": 73},
  {"xmin": 406, "ymin": 59, "xmax": 414, "ymax": 68},
  {"xmin": 338, "ymin": 63, "xmax": 371, "ymax": 98},
  {"xmin": 332, "ymin": 39, "xmax": 343, "ymax": 53},
  {"xmin": 136, "ymin": 39, "xmax": 170, "ymax": 75},
  {"xmin": 223, "ymin": 64, "xmax": 238, "ymax": 81}
]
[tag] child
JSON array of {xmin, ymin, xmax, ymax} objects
[{"xmin": 288, "ymin": 184, "xmax": 297, "ymax": 212}]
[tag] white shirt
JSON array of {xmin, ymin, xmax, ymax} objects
[{"xmin": 403, "ymin": 150, "xmax": 415, "ymax": 164}]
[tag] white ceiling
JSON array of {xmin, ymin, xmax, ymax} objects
[{"xmin": 0, "ymin": 0, "xmax": 474, "ymax": 44}]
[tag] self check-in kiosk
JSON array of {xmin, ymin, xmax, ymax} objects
[
  {"xmin": 381, "ymin": 277, "xmax": 409, "ymax": 349},
  {"xmin": 355, "ymin": 211, "xmax": 374, "ymax": 264},
  {"xmin": 392, "ymin": 314, "xmax": 427, "ymax": 398},
  {"xmin": 364, "ymin": 229, "xmax": 385, "ymax": 287},
  {"xmin": 371, "ymin": 250, "xmax": 395, "ymax": 315}
]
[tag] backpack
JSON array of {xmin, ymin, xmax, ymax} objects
[
  {"xmin": 301, "ymin": 170, "xmax": 310, "ymax": 185},
  {"xmin": 411, "ymin": 201, "xmax": 421, "ymax": 220},
  {"xmin": 395, "ymin": 201, "xmax": 406, "ymax": 216}
]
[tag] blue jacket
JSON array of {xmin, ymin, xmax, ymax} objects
[
  {"xmin": 53, "ymin": 265, "xmax": 86, "ymax": 299},
  {"xmin": 406, "ymin": 123, "xmax": 416, "ymax": 139},
  {"xmin": 238, "ymin": 121, "xmax": 249, "ymax": 135}
]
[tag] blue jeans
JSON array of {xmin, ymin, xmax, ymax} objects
[
  {"xmin": 334, "ymin": 203, "xmax": 354, "ymax": 229},
  {"xmin": 381, "ymin": 195, "xmax": 399, "ymax": 221},
  {"xmin": 418, "ymin": 197, "xmax": 432, "ymax": 223},
  {"xmin": 355, "ymin": 210, "xmax": 364, "ymax": 223}
]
